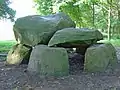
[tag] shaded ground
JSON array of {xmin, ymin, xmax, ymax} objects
[{"xmin": 0, "ymin": 47, "xmax": 120, "ymax": 90}]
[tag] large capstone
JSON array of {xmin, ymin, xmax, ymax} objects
[
  {"xmin": 84, "ymin": 43, "xmax": 117, "ymax": 72},
  {"xmin": 13, "ymin": 12, "xmax": 75, "ymax": 46},
  {"xmin": 28, "ymin": 45, "xmax": 69, "ymax": 76},
  {"xmin": 6, "ymin": 44, "xmax": 32, "ymax": 65},
  {"xmin": 48, "ymin": 28, "xmax": 103, "ymax": 47}
]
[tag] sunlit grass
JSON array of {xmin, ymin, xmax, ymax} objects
[
  {"xmin": 0, "ymin": 40, "xmax": 16, "ymax": 53},
  {"xmin": 98, "ymin": 39, "xmax": 120, "ymax": 47}
]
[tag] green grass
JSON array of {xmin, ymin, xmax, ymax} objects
[
  {"xmin": 98, "ymin": 39, "xmax": 120, "ymax": 47},
  {"xmin": 0, "ymin": 40, "xmax": 16, "ymax": 53}
]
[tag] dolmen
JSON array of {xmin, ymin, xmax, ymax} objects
[{"xmin": 6, "ymin": 12, "xmax": 117, "ymax": 77}]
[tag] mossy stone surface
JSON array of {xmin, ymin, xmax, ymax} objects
[
  {"xmin": 84, "ymin": 43, "xmax": 117, "ymax": 72},
  {"xmin": 13, "ymin": 13, "xmax": 75, "ymax": 46},
  {"xmin": 48, "ymin": 28, "xmax": 103, "ymax": 47},
  {"xmin": 28, "ymin": 45, "xmax": 69, "ymax": 76},
  {"xmin": 6, "ymin": 44, "xmax": 31, "ymax": 65}
]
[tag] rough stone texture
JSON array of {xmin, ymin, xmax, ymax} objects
[
  {"xmin": 28, "ymin": 45, "xmax": 69, "ymax": 76},
  {"xmin": 105, "ymin": 43, "xmax": 118, "ymax": 67},
  {"xmin": 84, "ymin": 43, "xmax": 117, "ymax": 72},
  {"xmin": 6, "ymin": 44, "xmax": 31, "ymax": 65},
  {"xmin": 48, "ymin": 28, "xmax": 103, "ymax": 47},
  {"xmin": 13, "ymin": 12, "xmax": 75, "ymax": 46}
]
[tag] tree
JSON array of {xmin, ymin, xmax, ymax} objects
[
  {"xmin": 34, "ymin": 0, "xmax": 53, "ymax": 15},
  {"xmin": 59, "ymin": 0, "xmax": 93, "ymax": 27},
  {"xmin": 34, "ymin": 0, "xmax": 120, "ymax": 40},
  {"xmin": 107, "ymin": 0, "xmax": 112, "ymax": 40},
  {"xmin": 111, "ymin": 0, "xmax": 120, "ymax": 39},
  {"xmin": 0, "ymin": 0, "xmax": 15, "ymax": 21}
]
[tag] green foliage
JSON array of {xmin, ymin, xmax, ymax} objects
[
  {"xmin": 34, "ymin": 0, "xmax": 53, "ymax": 15},
  {"xmin": 34, "ymin": 0, "xmax": 120, "ymax": 40},
  {"xmin": 0, "ymin": 0, "xmax": 16, "ymax": 21},
  {"xmin": 60, "ymin": 1, "xmax": 93, "ymax": 27}
]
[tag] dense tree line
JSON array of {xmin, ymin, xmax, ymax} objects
[{"xmin": 34, "ymin": 0, "xmax": 120, "ymax": 40}]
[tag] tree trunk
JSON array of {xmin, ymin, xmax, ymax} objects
[
  {"xmin": 92, "ymin": 3, "xmax": 95, "ymax": 28},
  {"xmin": 118, "ymin": 9, "xmax": 120, "ymax": 34},
  {"xmin": 116, "ymin": 0, "xmax": 120, "ymax": 35},
  {"xmin": 107, "ymin": 5, "xmax": 111, "ymax": 40},
  {"xmin": 118, "ymin": 10, "xmax": 120, "ymax": 21},
  {"xmin": 116, "ymin": 0, "xmax": 120, "ymax": 21}
]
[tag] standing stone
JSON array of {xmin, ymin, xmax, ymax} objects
[
  {"xmin": 6, "ymin": 44, "xmax": 32, "ymax": 65},
  {"xmin": 84, "ymin": 43, "xmax": 117, "ymax": 72},
  {"xmin": 13, "ymin": 12, "xmax": 75, "ymax": 46},
  {"xmin": 104, "ymin": 43, "xmax": 118, "ymax": 67},
  {"xmin": 28, "ymin": 45, "xmax": 69, "ymax": 76}
]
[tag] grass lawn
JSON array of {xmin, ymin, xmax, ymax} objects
[
  {"xmin": 0, "ymin": 40, "xmax": 16, "ymax": 53},
  {"xmin": 98, "ymin": 39, "xmax": 120, "ymax": 47}
]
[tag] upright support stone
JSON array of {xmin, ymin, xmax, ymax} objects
[
  {"xmin": 84, "ymin": 43, "xmax": 117, "ymax": 72},
  {"xmin": 6, "ymin": 44, "xmax": 32, "ymax": 65},
  {"xmin": 104, "ymin": 43, "xmax": 117, "ymax": 67},
  {"xmin": 28, "ymin": 45, "xmax": 69, "ymax": 77}
]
